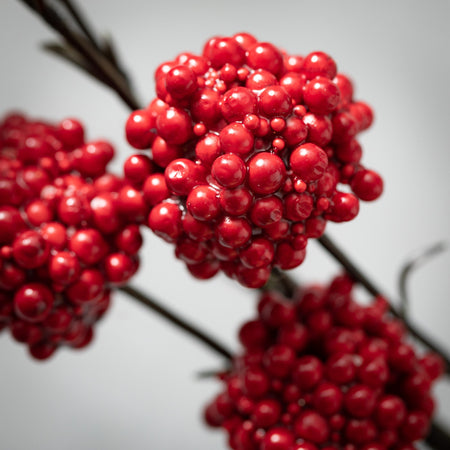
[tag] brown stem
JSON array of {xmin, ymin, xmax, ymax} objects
[
  {"xmin": 119, "ymin": 285, "xmax": 233, "ymax": 361},
  {"xmin": 264, "ymin": 268, "xmax": 297, "ymax": 298},
  {"xmin": 19, "ymin": 0, "xmax": 141, "ymax": 110},
  {"xmin": 57, "ymin": 0, "xmax": 100, "ymax": 50},
  {"xmin": 56, "ymin": 0, "xmax": 132, "ymax": 84}
]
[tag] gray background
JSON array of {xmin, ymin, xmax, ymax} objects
[{"xmin": 1, "ymin": 1, "xmax": 449, "ymax": 449}]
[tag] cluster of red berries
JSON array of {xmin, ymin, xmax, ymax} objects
[
  {"xmin": 125, "ymin": 33, "xmax": 383, "ymax": 288},
  {"xmin": 204, "ymin": 275, "xmax": 443, "ymax": 450},
  {"xmin": 0, "ymin": 113, "xmax": 143, "ymax": 359}
]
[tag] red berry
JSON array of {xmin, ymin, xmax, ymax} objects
[
  {"xmin": 261, "ymin": 428, "xmax": 295, "ymax": 450},
  {"xmin": 240, "ymin": 238, "xmax": 275, "ymax": 269},
  {"xmin": 221, "ymin": 87, "xmax": 258, "ymax": 122},
  {"xmin": 344, "ymin": 385, "xmax": 377, "ymax": 418},
  {"xmin": 104, "ymin": 253, "xmax": 138, "ymax": 283},
  {"xmin": 58, "ymin": 118, "xmax": 84, "ymax": 149},
  {"xmin": 124, "ymin": 154, "xmax": 154, "ymax": 184},
  {"xmin": 350, "ymin": 169, "xmax": 383, "ymax": 201},
  {"xmin": 69, "ymin": 229, "xmax": 108, "ymax": 265},
  {"xmin": 126, "ymin": 109, "xmax": 157, "ymax": 149},
  {"xmin": 187, "ymin": 185, "xmax": 221, "ymax": 221},
  {"xmin": 313, "ymin": 382, "xmax": 343, "ymax": 416},
  {"xmin": 302, "ymin": 51, "xmax": 337, "ymax": 80},
  {"xmin": 246, "ymin": 69, "xmax": 278, "ymax": 90},
  {"xmin": 156, "ymin": 107, "xmax": 192, "ymax": 145},
  {"xmin": 400, "ymin": 411, "xmax": 429, "ymax": 442},
  {"xmin": 148, "ymin": 202, "xmax": 182, "ymax": 242},
  {"xmin": 263, "ymin": 344, "xmax": 296, "ymax": 378},
  {"xmin": 212, "ymin": 154, "xmax": 247, "ymax": 188},
  {"xmin": 220, "ymin": 122, "xmax": 254, "ymax": 157},
  {"xmin": 239, "ymin": 320, "xmax": 269, "ymax": 349},
  {"xmin": 252, "ymin": 399, "xmax": 282, "ymax": 428},
  {"xmin": 165, "ymin": 65, "xmax": 198, "ymax": 99},
  {"xmin": 12, "ymin": 230, "xmax": 49, "ymax": 269},
  {"xmin": 142, "ymin": 174, "xmax": 170, "ymax": 206},
  {"xmin": 258, "ymin": 86, "xmax": 292, "ymax": 117},
  {"xmin": 14, "ymin": 283, "xmax": 54, "ymax": 322},
  {"xmin": 191, "ymin": 88, "xmax": 221, "ymax": 125},
  {"xmin": 375, "ymin": 395, "xmax": 407, "ymax": 429},
  {"xmin": 217, "ymin": 216, "xmax": 252, "ymax": 248},
  {"xmin": 66, "ymin": 269, "xmax": 105, "ymax": 304},
  {"xmin": 250, "ymin": 196, "xmax": 283, "ymax": 227},
  {"xmin": 290, "ymin": 143, "xmax": 328, "ymax": 182},
  {"xmin": 248, "ymin": 153, "xmax": 286, "ymax": 195},
  {"xmin": 49, "ymin": 251, "xmax": 81, "ymax": 285},
  {"xmin": 151, "ymin": 136, "xmax": 183, "ymax": 168},
  {"xmin": 326, "ymin": 192, "xmax": 359, "ymax": 222},
  {"xmin": 243, "ymin": 367, "xmax": 270, "ymax": 398},
  {"xmin": 165, "ymin": 158, "xmax": 205, "ymax": 196},
  {"xmin": 294, "ymin": 410, "xmax": 329, "ymax": 443},
  {"xmin": 303, "ymin": 77, "xmax": 341, "ymax": 115},
  {"xmin": 292, "ymin": 356, "xmax": 323, "ymax": 390},
  {"xmin": 203, "ymin": 36, "xmax": 245, "ymax": 69},
  {"xmin": 220, "ymin": 187, "xmax": 254, "ymax": 216},
  {"xmin": 247, "ymin": 42, "xmax": 284, "ymax": 76}
]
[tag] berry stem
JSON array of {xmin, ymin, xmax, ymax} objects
[
  {"xmin": 427, "ymin": 421, "xmax": 450, "ymax": 450},
  {"xmin": 398, "ymin": 242, "xmax": 447, "ymax": 319},
  {"xmin": 119, "ymin": 285, "xmax": 233, "ymax": 360},
  {"xmin": 17, "ymin": 0, "xmax": 141, "ymax": 110},
  {"xmin": 317, "ymin": 233, "xmax": 450, "ymax": 374},
  {"xmin": 264, "ymin": 268, "xmax": 297, "ymax": 298},
  {"xmin": 58, "ymin": 0, "xmax": 100, "ymax": 52}
]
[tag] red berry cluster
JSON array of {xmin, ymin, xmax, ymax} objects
[
  {"xmin": 0, "ymin": 113, "xmax": 143, "ymax": 359},
  {"xmin": 205, "ymin": 275, "xmax": 443, "ymax": 450},
  {"xmin": 125, "ymin": 33, "xmax": 383, "ymax": 288}
]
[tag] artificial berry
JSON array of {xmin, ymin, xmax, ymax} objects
[
  {"xmin": 124, "ymin": 33, "xmax": 382, "ymax": 287},
  {"xmin": 0, "ymin": 113, "xmax": 143, "ymax": 359},
  {"xmin": 205, "ymin": 276, "xmax": 441, "ymax": 449}
]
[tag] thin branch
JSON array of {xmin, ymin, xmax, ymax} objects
[
  {"xmin": 57, "ymin": 0, "xmax": 100, "ymax": 51},
  {"xmin": 119, "ymin": 285, "xmax": 233, "ymax": 361},
  {"xmin": 399, "ymin": 242, "xmax": 447, "ymax": 318},
  {"xmin": 43, "ymin": 42, "xmax": 112, "ymax": 87},
  {"xmin": 196, "ymin": 368, "xmax": 229, "ymax": 379},
  {"xmin": 264, "ymin": 268, "xmax": 297, "ymax": 298},
  {"xmin": 55, "ymin": 0, "xmax": 132, "ymax": 84},
  {"xmin": 18, "ymin": 0, "xmax": 141, "ymax": 110},
  {"xmin": 427, "ymin": 421, "xmax": 450, "ymax": 450},
  {"xmin": 317, "ymin": 233, "xmax": 450, "ymax": 374}
]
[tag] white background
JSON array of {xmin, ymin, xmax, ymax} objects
[{"xmin": 0, "ymin": 1, "xmax": 449, "ymax": 449}]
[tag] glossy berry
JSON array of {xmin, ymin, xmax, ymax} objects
[
  {"xmin": 0, "ymin": 113, "xmax": 143, "ymax": 359},
  {"xmin": 205, "ymin": 276, "xmax": 441, "ymax": 449},
  {"xmin": 125, "ymin": 33, "xmax": 382, "ymax": 287},
  {"xmin": 14, "ymin": 283, "xmax": 54, "ymax": 323}
]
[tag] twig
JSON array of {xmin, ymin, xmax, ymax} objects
[
  {"xmin": 58, "ymin": 0, "xmax": 100, "ymax": 51},
  {"xmin": 56, "ymin": 0, "xmax": 132, "ymax": 83},
  {"xmin": 427, "ymin": 421, "xmax": 450, "ymax": 450},
  {"xmin": 264, "ymin": 268, "xmax": 297, "ymax": 298},
  {"xmin": 317, "ymin": 233, "xmax": 450, "ymax": 374},
  {"xmin": 399, "ymin": 242, "xmax": 447, "ymax": 318},
  {"xmin": 18, "ymin": 0, "xmax": 141, "ymax": 110},
  {"xmin": 119, "ymin": 285, "xmax": 233, "ymax": 361}
]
